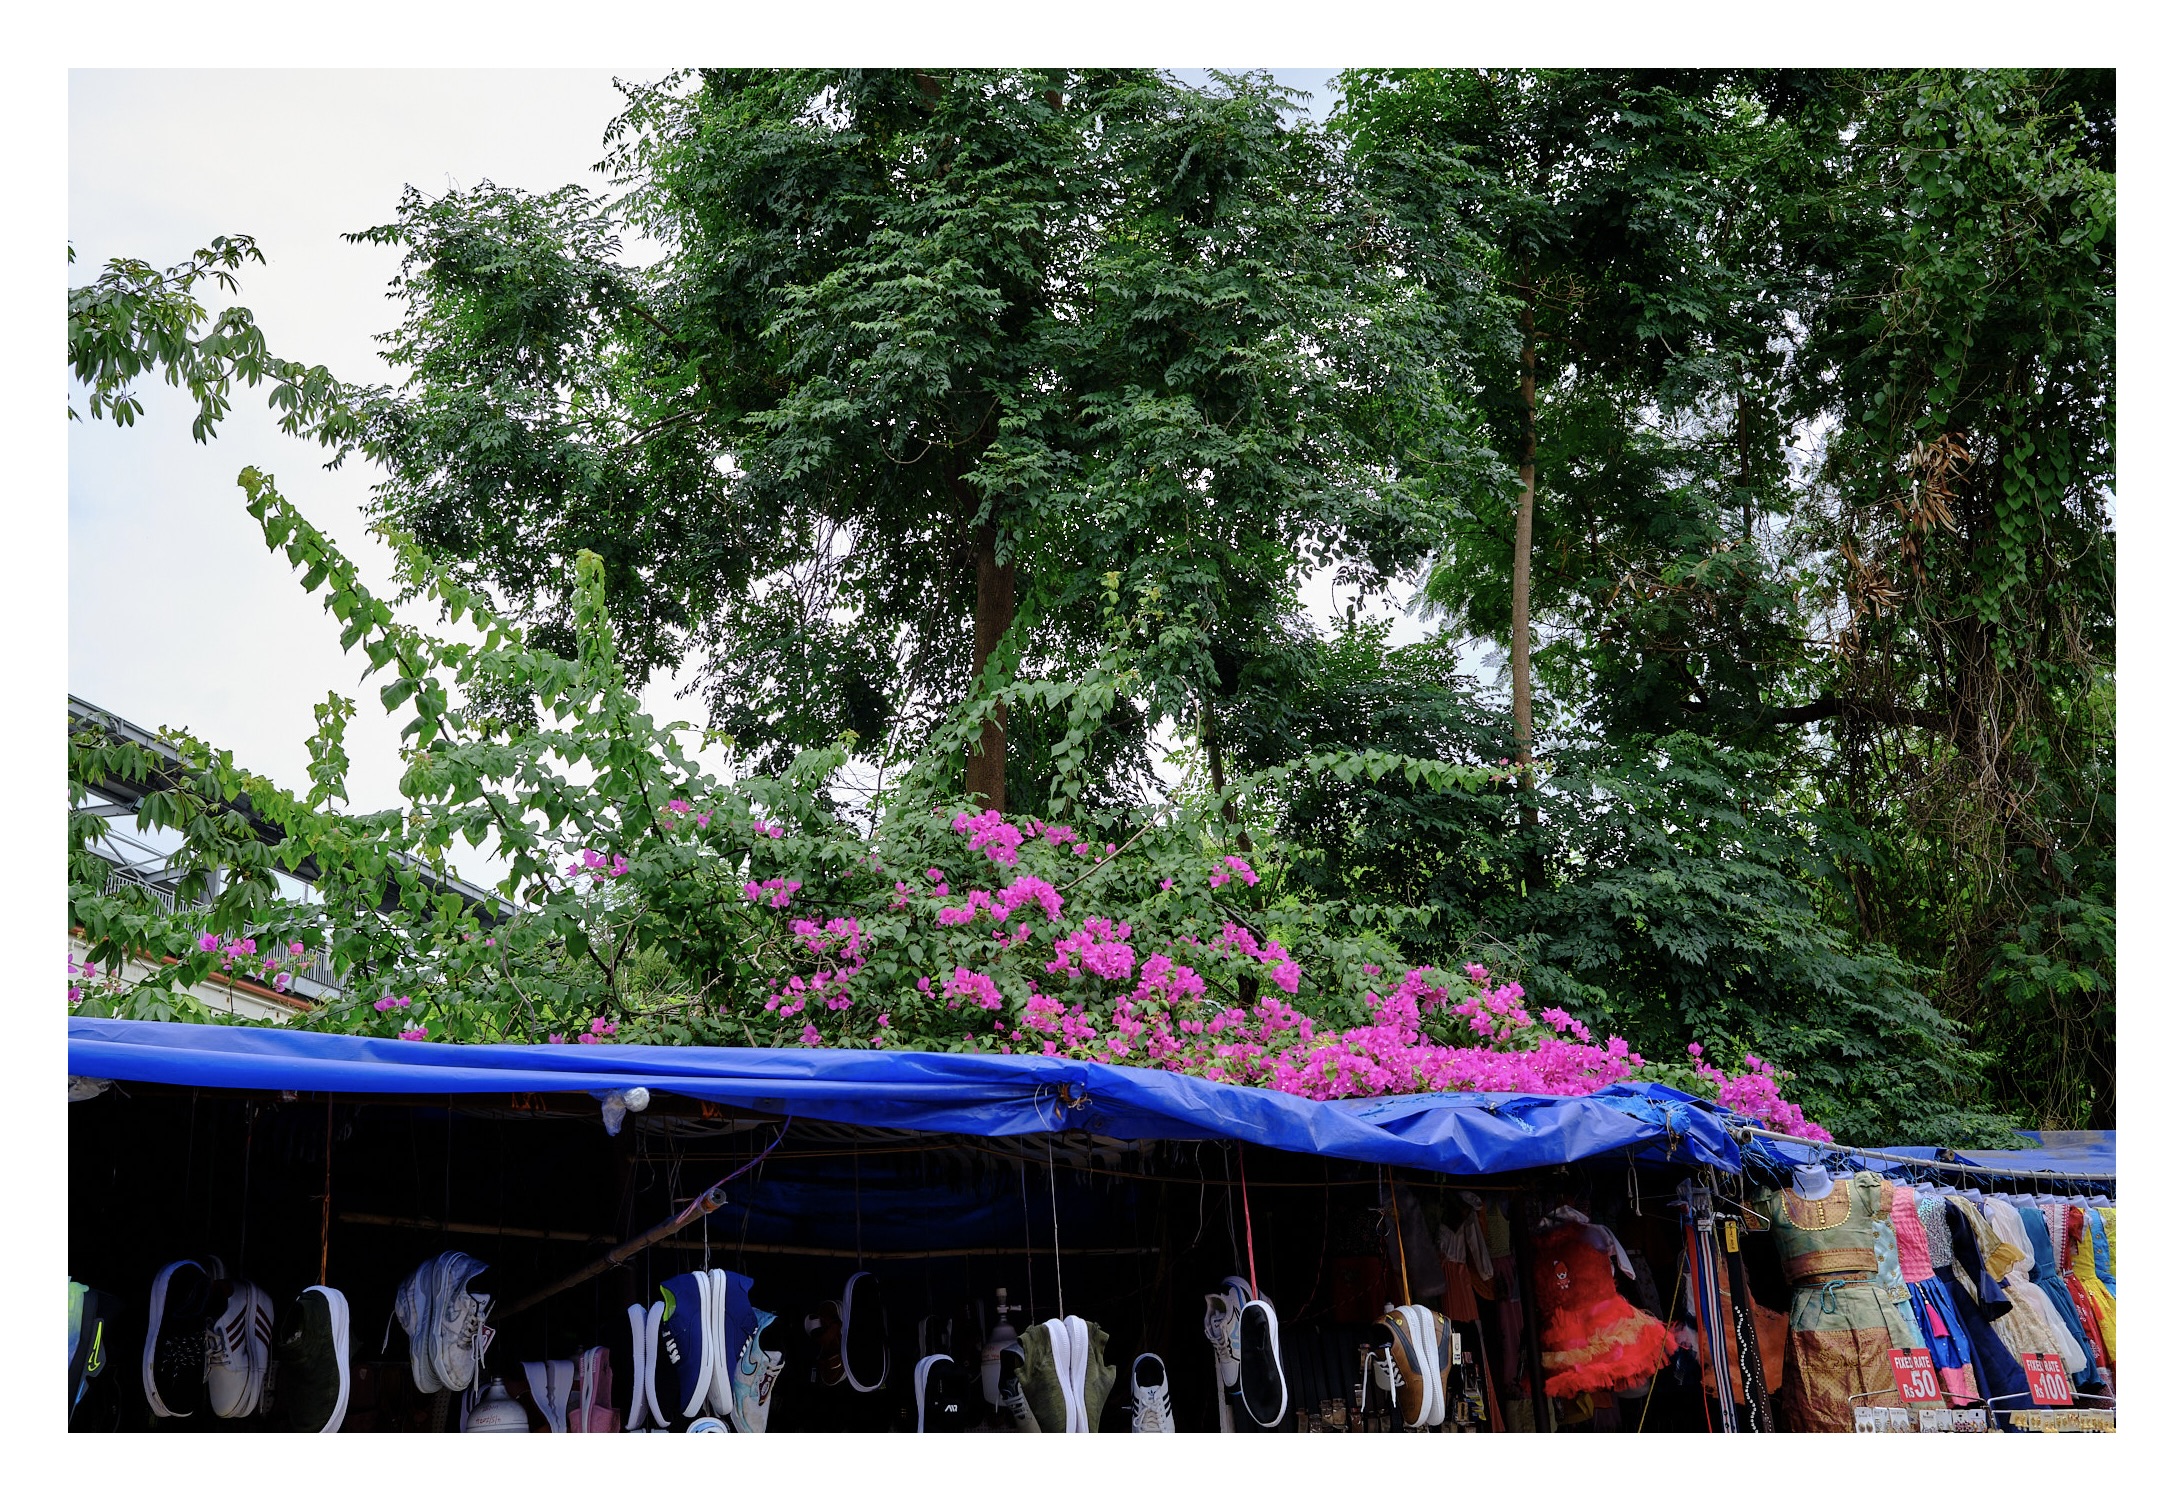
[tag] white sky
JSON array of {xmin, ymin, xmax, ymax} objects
[{"xmin": 69, "ymin": 67, "xmax": 1436, "ymax": 869}]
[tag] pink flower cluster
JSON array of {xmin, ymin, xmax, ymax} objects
[
  {"xmin": 548, "ymin": 1016, "xmax": 619, "ymax": 1045},
  {"xmin": 1208, "ymin": 855, "xmax": 1259, "ymax": 889},
  {"xmin": 1688, "ymin": 1044, "xmax": 1831, "ymax": 1141},
  {"xmin": 742, "ymin": 877, "xmax": 802, "ymax": 908},
  {"xmin": 660, "ymin": 798, "xmax": 712, "ymax": 831},
  {"xmin": 952, "ymin": 809, "xmax": 1024, "ymax": 866},
  {"xmin": 938, "ymin": 875, "xmax": 1065, "ymax": 928},
  {"xmin": 374, "ymin": 994, "xmax": 414, "ymax": 1012},
  {"xmin": 1211, "ymin": 922, "xmax": 1301, "ymax": 995},
  {"xmin": 1048, "ymin": 917, "xmax": 1137, "ymax": 981},
  {"xmin": 398, "ymin": 1025, "xmax": 429, "ymax": 1041},
  {"xmin": 566, "ymin": 848, "xmax": 630, "ymax": 881},
  {"xmin": 767, "ymin": 917, "xmax": 868, "ymax": 1016}
]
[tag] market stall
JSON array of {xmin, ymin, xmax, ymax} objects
[{"xmin": 66, "ymin": 1019, "xmax": 2115, "ymax": 1435}]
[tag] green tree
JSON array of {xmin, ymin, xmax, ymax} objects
[{"xmin": 342, "ymin": 69, "xmax": 1489, "ymax": 815}]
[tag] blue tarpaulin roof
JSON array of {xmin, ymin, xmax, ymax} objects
[
  {"xmin": 1739, "ymin": 1131, "xmax": 2116, "ymax": 1181},
  {"xmin": 68, "ymin": 1018, "xmax": 1744, "ymax": 1179}
]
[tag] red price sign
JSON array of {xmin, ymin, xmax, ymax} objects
[
  {"xmin": 2021, "ymin": 1353, "xmax": 2073, "ymax": 1407},
  {"xmin": 1890, "ymin": 1348, "xmax": 1940, "ymax": 1405}
]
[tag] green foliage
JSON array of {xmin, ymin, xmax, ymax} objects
[{"xmin": 66, "ymin": 66, "xmax": 2113, "ymax": 1137}]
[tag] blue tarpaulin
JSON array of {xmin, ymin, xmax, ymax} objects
[
  {"xmin": 1739, "ymin": 1130, "xmax": 2116, "ymax": 1181},
  {"xmin": 68, "ymin": 1018, "xmax": 1744, "ymax": 1179}
]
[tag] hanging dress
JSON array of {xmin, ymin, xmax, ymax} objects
[
  {"xmin": 1961, "ymin": 1196, "xmax": 2084, "ymax": 1387},
  {"xmin": 2086, "ymin": 1206, "xmax": 2117, "ymax": 1300},
  {"xmin": 1756, "ymin": 1172, "xmax": 1945, "ymax": 1433},
  {"xmin": 1921, "ymin": 1193, "xmax": 2031, "ymax": 1409},
  {"xmin": 2006, "ymin": 1201, "xmax": 2101, "ymax": 1386},
  {"xmin": 1889, "ymin": 1187, "xmax": 1979, "ymax": 1405},
  {"xmin": 1528, "ymin": 1220, "xmax": 1676, "ymax": 1399},
  {"xmin": 2062, "ymin": 1207, "xmax": 2116, "ymax": 1388}
]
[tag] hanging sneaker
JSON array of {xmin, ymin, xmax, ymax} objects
[
  {"xmin": 624, "ymin": 1305, "xmax": 652, "ymax": 1431},
  {"xmin": 656, "ymin": 1271, "xmax": 716, "ymax": 1421},
  {"xmin": 392, "ymin": 1259, "xmax": 440, "ymax": 1395},
  {"xmin": 639, "ymin": 1300, "xmax": 671, "ymax": 1429},
  {"xmin": 1128, "ymin": 1352, "xmax": 1176, "ymax": 1432},
  {"xmin": 995, "ymin": 1341, "xmax": 1039, "ymax": 1432},
  {"xmin": 271, "ymin": 1286, "xmax": 351, "ymax": 1432},
  {"xmin": 841, "ymin": 1270, "xmax": 890, "ymax": 1393},
  {"xmin": 1235, "ymin": 1296, "xmax": 1288, "ymax": 1430},
  {"xmin": 1019, "ymin": 1320, "xmax": 1072, "ymax": 1433},
  {"xmin": 142, "ymin": 1257, "xmax": 222, "ymax": 1418},
  {"xmin": 1076, "ymin": 1317, "xmax": 1117, "ymax": 1431},
  {"xmin": 1379, "ymin": 1306, "xmax": 1431, "ymax": 1429},
  {"xmin": 570, "ymin": 1343, "xmax": 618, "ymax": 1433},
  {"xmin": 728, "ymin": 1310, "xmax": 785, "ymax": 1434},
  {"xmin": 1356, "ymin": 1323, "xmax": 1400, "ymax": 1430},
  {"xmin": 805, "ymin": 1300, "xmax": 846, "ymax": 1387},
  {"xmin": 1203, "ymin": 1280, "xmax": 1245, "ymax": 1432},
  {"xmin": 69, "ymin": 1283, "xmax": 119, "ymax": 1419},
  {"xmin": 688, "ymin": 1415, "xmax": 730, "ymax": 1433},
  {"xmin": 204, "ymin": 1279, "xmax": 274, "ymax": 1419},
  {"xmin": 706, "ymin": 1267, "xmax": 758, "ymax": 1417},
  {"xmin": 913, "ymin": 1352, "xmax": 965, "ymax": 1432},
  {"xmin": 426, "ymin": 1252, "xmax": 493, "ymax": 1393}
]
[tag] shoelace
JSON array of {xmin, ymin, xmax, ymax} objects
[{"xmin": 1136, "ymin": 1385, "xmax": 1174, "ymax": 1430}]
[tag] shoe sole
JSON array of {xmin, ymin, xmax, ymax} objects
[
  {"xmin": 142, "ymin": 1260, "xmax": 192, "ymax": 1419},
  {"xmin": 644, "ymin": 1301, "xmax": 671, "ymax": 1429},
  {"xmin": 625, "ymin": 1306, "xmax": 649, "ymax": 1431},
  {"xmin": 913, "ymin": 1352, "xmax": 940, "ymax": 1432},
  {"xmin": 843, "ymin": 1272, "xmax": 888, "ymax": 1394},
  {"xmin": 395, "ymin": 1266, "xmax": 440, "ymax": 1395},
  {"xmin": 1237, "ymin": 1299, "xmax": 1288, "ymax": 1430},
  {"xmin": 1407, "ymin": 1306, "xmax": 1445, "ymax": 1428},
  {"xmin": 305, "ymin": 1286, "xmax": 352, "ymax": 1433}
]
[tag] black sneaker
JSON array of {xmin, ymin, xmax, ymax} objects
[
  {"xmin": 1235, "ymin": 1298, "xmax": 1288, "ymax": 1430},
  {"xmin": 841, "ymin": 1271, "xmax": 889, "ymax": 1393},
  {"xmin": 271, "ymin": 1286, "xmax": 352, "ymax": 1432},
  {"xmin": 913, "ymin": 1353, "xmax": 964, "ymax": 1432},
  {"xmin": 142, "ymin": 1258, "xmax": 222, "ymax": 1419}
]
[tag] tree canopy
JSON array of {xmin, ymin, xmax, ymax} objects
[{"xmin": 67, "ymin": 67, "xmax": 2113, "ymax": 1140}]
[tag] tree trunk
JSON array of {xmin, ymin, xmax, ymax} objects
[
  {"xmin": 1201, "ymin": 703, "xmax": 1253, "ymax": 854},
  {"xmin": 1512, "ymin": 289, "xmax": 1538, "ymax": 764},
  {"xmin": 968, "ymin": 522, "xmax": 1015, "ymax": 812},
  {"xmin": 1512, "ymin": 289, "xmax": 1545, "ymax": 893}
]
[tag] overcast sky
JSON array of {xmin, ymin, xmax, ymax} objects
[{"xmin": 70, "ymin": 68, "xmax": 1426, "ymax": 876}]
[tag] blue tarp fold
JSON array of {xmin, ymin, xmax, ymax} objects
[{"xmin": 68, "ymin": 1018, "xmax": 1743, "ymax": 1178}]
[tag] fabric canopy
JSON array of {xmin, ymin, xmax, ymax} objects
[{"xmin": 68, "ymin": 1018, "xmax": 1744, "ymax": 1179}]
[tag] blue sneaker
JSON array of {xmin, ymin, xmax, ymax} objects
[
  {"xmin": 707, "ymin": 1268, "xmax": 758, "ymax": 1415},
  {"xmin": 656, "ymin": 1272, "xmax": 716, "ymax": 1421}
]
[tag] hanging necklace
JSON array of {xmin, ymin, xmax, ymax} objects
[{"xmin": 1781, "ymin": 1181, "xmax": 1851, "ymax": 1232}]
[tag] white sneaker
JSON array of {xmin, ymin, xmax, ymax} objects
[
  {"xmin": 394, "ymin": 1261, "xmax": 441, "ymax": 1394},
  {"xmin": 624, "ymin": 1304, "xmax": 651, "ymax": 1431},
  {"xmin": 1202, "ymin": 1279, "xmax": 1248, "ymax": 1432},
  {"xmin": 427, "ymin": 1252, "xmax": 492, "ymax": 1392},
  {"xmin": 688, "ymin": 1415, "xmax": 729, "ymax": 1433},
  {"xmin": 641, "ymin": 1301, "xmax": 671, "ymax": 1430},
  {"xmin": 1128, "ymin": 1352, "xmax": 1176, "ymax": 1432},
  {"xmin": 205, "ymin": 1280, "xmax": 274, "ymax": 1419}
]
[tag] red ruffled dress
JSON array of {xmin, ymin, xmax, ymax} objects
[{"xmin": 1531, "ymin": 1222, "xmax": 1677, "ymax": 1398}]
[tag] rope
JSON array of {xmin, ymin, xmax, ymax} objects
[
  {"xmin": 1046, "ymin": 1133, "xmax": 1066, "ymax": 1317},
  {"xmin": 1237, "ymin": 1150, "xmax": 1261, "ymax": 1301}
]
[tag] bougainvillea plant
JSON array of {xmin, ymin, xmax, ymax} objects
[{"xmin": 66, "ymin": 468, "xmax": 1828, "ymax": 1139}]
